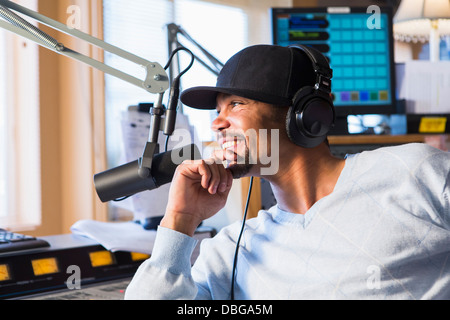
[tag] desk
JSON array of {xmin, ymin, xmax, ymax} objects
[
  {"xmin": 0, "ymin": 228, "xmax": 215, "ymax": 300},
  {"xmin": 24, "ymin": 278, "xmax": 131, "ymax": 300},
  {"xmin": 0, "ymin": 234, "xmax": 142, "ymax": 300},
  {"xmin": 328, "ymin": 134, "xmax": 449, "ymax": 147}
]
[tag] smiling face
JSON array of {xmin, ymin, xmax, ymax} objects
[{"xmin": 212, "ymin": 93, "xmax": 288, "ymax": 179}]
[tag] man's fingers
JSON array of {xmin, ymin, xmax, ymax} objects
[
  {"xmin": 218, "ymin": 164, "xmax": 231, "ymax": 193},
  {"xmin": 184, "ymin": 159, "xmax": 232, "ymax": 195},
  {"xmin": 196, "ymin": 160, "xmax": 212, "ymax": 190}
]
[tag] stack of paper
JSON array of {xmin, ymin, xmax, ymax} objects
[
  {"xmin": 402, "ymin": 61, "xmax": 450, "ymax": 114},
  {"xmin": 71, "ymin": 220, "xmax": 156, "ymax": 254}
]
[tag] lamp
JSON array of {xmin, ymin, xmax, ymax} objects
[{"xmin": 394, "ymin": 0, "xmax": 450, "ymax": 61}]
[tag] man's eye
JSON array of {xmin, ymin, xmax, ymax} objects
[{"xmin": 231, "ymin": 101, "xmax": 242, "ymax": 107}]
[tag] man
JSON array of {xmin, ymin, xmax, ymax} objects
[{"xmin": 125, "ymin": 45, "xmax": 450, "ymax": 300}]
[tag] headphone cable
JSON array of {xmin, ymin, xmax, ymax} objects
[{"xmin": 230, "ymin": 176, "xmax": 254, "ymax": 300}]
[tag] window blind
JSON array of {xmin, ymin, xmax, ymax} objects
[
  {"xmin": 0, "ymin": 31, "xmax": 8, "ymax": 219},
  {"xmin": 103, "ymin": 0, "xmax": 248, "ymax": 168},
  {"xmin": 0, "ymin": 0, "xmax": 40, "ymax": 229},
  {"xmin": 173, "ymin": 0, "xmax": 248, "ymax": 140}
]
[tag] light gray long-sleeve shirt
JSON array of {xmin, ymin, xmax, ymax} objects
[{"xmin": 125, "ymin": 143, "xmax": 450, "ymax": 300}]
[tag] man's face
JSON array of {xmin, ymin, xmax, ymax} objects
[{"xmin": 212, "ymin": 94, "xmax": 285, "ymax": 179}]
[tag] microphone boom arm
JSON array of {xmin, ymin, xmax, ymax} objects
[
  {"xmin": 0, "ymin": 1, "xmax": 200, "ymax": 203},
  {"xmin": 0, "ymin": 0, "xmax": 170, "ymax": 94},
  {"xmin": 167, "ymin": 23, "xmax": 223, "ymax": 80}
]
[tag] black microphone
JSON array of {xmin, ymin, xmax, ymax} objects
[{"xmin": 94, "ymin": 143, "xmax": 201, "ymax": 203}]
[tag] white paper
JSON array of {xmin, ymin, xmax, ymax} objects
[
  {"xmin": 403, "ymin": 61, "xmax": 450, "ymax": 114},
  {"xmin": 71, "ymin": 220, "xmax": 214, "ymax": 264},
  {"xmin": 71, "ymin": 220, "xmax": 156, "ymax": 254}
]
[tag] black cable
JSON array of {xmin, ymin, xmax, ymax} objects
[
  {"xmin": 164, "ymin": 135, "xmax": 170, "ymax": 152},
  {"xmin": 164, "ymin": 46, "xmax": 195, "ymax": 79},
  {"xmin": 113, "ymin": 195, "xmax": 130, "ymax": 202},
  {"xmin": 160, "ymin": 46, "xmax": 195, "ymax": 146},
  {"xmin": 230, "ymin": 176, "xmax": 254, "ymax": 300}
]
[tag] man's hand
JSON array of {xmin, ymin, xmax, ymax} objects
[{"xmin": 161, "ymin": 159, "xmax": 233, "ymax": 237}]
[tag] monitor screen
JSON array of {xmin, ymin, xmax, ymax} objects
[{"xmin": 272, "ymin": 7, "xmax": 396, "ymax": 118}]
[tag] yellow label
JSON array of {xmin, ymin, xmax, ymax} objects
[
  {"xmin": 419, "ymin": 117, "xmax": 447, "ymax": 133},
  {"xmin": 89, "ymin": 251, "xmax": 115, "ymax": 267},
  {"xmin": 32, "ymin": 258, "xmax": 59, "ymax": 276},
  {"xmin": 0, "ymin": 264, "xmax": 11, "ymax": 281},
  {"xmin": 131, "ymin": 252, "xmax": 150, "ymax": 262}
]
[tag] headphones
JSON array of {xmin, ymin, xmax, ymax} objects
[{"xmin": 285, "ymin": 44, "xmax": 336, "ymax": 149}]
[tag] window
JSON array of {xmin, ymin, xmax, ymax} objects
[
  {"xmin": 0, "ymin": 0, "xmax": 41, "ymax": 230},
  {"xmin": 102, "ymin": 0, "xmax": 289, "ymax": 225},
  {"xmin": 0, "ymin": 30, "xmax": 7, "ymax": 220},
  {"xmin": 103, "ymin": 0, "xmax": 175, "ymax": 167},
  {"xmin": 103, "ymin": 0, "xmax": 248, "ymax": 170},
  {"xmin": 173, "ymin": 0, "xmax": 248, "ymax": 141},
  {"xmin": 102, "ymin": 0, "xmax": 249, "ymax": 223}
]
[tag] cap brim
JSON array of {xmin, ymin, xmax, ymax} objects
[
  {"xmin": 180, "ymin": 86, "xmax": 231, "ymax": 110},
  {"xmin": 180, "ymin": 86, "xmax": 292, "ymax": 110}
]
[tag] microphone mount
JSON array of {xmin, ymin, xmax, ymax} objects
[{"xmin": 137, "ymin": 47, "xmax": 195, "ymax": 182}]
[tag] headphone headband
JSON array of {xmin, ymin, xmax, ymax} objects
[{"xmin": 288, "ymin": 44, "xmax": 333, "ymax": 93}]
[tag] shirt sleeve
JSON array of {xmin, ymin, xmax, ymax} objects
[
  {"xmin": 393, "ymin": 144, "xmax": 450, "ymax": 229},
  {"xmin": 424, "ymin": 147, "xmax": 450, "ymax": 229},
  {"xmin": 124, "ymin": 226, "xmax": 199, "ymax": 300}
]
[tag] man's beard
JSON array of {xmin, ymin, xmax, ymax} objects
[
  {"xmin": 218, "ymin": 130, "xmax": 257, "ymax": 179},
  {"xmin": 227, "ymin": 145, "xmax": 254, "ymax": 179},
  {"xmin": 218, "ymin": 128, "xmax": 280, "ymax": 179}
]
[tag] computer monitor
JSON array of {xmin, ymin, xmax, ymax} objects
[{"xmin": 271, "ymin": 6, "xmax": 397, "ymax": 134}]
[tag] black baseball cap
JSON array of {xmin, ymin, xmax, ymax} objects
[{"xmin": 180, "ymin": 44, "xmax": 317, "ymax": 110}]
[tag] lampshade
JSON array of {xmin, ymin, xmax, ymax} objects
[{"xmin": 394, "ymin": 0, "xmax": 450, "ymax": 43}]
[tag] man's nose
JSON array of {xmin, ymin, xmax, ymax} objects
[{"xmin": 211, "ymin": 112, "xmax": 230, "ymax": 132}]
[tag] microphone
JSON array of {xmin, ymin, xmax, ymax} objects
[
  {"xmin": 92, "ymin": 45, "xmax": 196, "ymax": 205},
  {"xmin": 94, "ymin": 143, "xmax": 201, "ymax": 203}
]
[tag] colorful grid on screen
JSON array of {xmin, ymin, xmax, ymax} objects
[
  {"xmin": 275, "ymin": 12, "xmax": 393, "ymax": 107},
  {"xmin": 328, "ymin": 14, "xmax": 391, "ymax": 106}
]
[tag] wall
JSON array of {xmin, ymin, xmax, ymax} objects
[
  {"xmin": 34, "ymin": 0, "xmax": 107, "ymax": 236},
  {"xmin": 293, "ymin": 0, "xmax": 400, "ymax": 7}
]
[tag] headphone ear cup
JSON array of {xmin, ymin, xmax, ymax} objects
[
  {"xmin": 286, "ymin": 104, "xmax": 300, "ymax": 146},
  {"xmin": 286, "ymin": 87, "xmax": 335, "ymax": 148}
]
